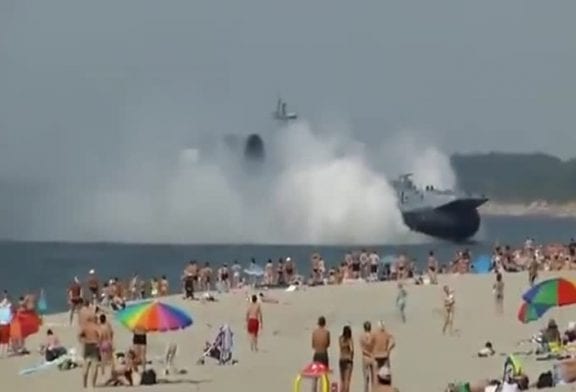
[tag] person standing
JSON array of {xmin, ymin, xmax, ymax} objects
[
  {"xmin": 68, "ymin": 277, "xmax": 83, "ymax": 325},
  {"xmin": 312, "ymin": 316, "xmax": 330, "ymax": 367},
  {"xmin": 442, "ymin": 285, "xmax": 456, "ymax": 335},
  {"xmin": 396, "ymin": 283, "xmax": 407, "ymax": 323},
  {"xmin": 360, "ymin": 321, "xmax": 375, "ymax": 392},
  {"xmin": 338, "ymin": 325, "xmax": 354, "ymax": 392},
  {"xmin": 78, "ymin": 315, "xmax": 101, "ymax": 388},
  {"xmin": 246, "ymin": 294, "xmax": 263, "ymax": 352},
  {"xmin": 493, "ymin": 272, "xmax": 504, "ymax": 315},
  {"xmin": 372, "ymin": 321, "xmax": 395, "ymax": 371}
]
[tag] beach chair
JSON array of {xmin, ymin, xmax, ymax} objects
[{"xmin": 197, "ymin": 324, "xmax": 236, "ymax": 365}]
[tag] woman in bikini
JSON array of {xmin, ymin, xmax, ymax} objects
[
  {"xmin": 339, "ymin": 325, "xmax": 354, "ymax": 392},
  {"xmin": 98, "ymin": 314, "xmax": 114, "ymax": 376}
]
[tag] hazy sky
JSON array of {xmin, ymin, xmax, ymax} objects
[
  {"xmin": 0, "ymin": 0, "xmax": 575, "ymax": 241},
  {"xmin": 1, "ymin": 0, "xmax": 575, "ymax": 158}
]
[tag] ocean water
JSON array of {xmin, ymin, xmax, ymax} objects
[{"xmin": 1, "ymin": 215, "xmax": 575, "ymax": 313}]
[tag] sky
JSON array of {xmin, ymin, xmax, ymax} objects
[{"xmin": 0, "ymin": 0, "xmax": 574, "ymax": 241}]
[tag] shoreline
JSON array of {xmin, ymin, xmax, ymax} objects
[{"xmin": 480, "ymin": 201, "xmax": 576, "ymax": 218}]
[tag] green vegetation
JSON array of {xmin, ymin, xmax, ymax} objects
[{"xmin": 451, "ymin": 153, "xmax": 576, "ymax": 202}]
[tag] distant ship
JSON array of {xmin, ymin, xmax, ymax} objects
[
  {"xmin": 244, "ymin": 98, "xmax": 298, "ymax": 161},
  {"xmin": 392, "ymin": 173, "xmax": 488, "ymax": 242},
  {"xmin": 272, "ymin": 97, "xmax": 298, "ymax": 122}
]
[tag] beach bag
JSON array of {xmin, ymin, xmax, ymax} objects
[
  {"xmin": 536, "ymin": 371, "xmax": 553, "ymax": 388},
  {"xmin": 140, "ymin": 369, "xmax": 157, "ymax": 385}
]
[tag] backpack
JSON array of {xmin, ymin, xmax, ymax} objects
[
  {"xmin": 140, "ymin": 369, "xmax": 157, "ymax": 385},
  {"xmin": 536, "ymin": 371, "xmax": 553, "ymax": 389}
]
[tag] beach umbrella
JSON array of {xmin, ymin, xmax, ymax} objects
[
  {"xmin": 522, "ymin": 277, "xmax": 576, "ymax": 307},
  {"xmin": 38, "ymin": 290, "xmax": 48, "ymax": 316},
  {"xmin": 115, "ymin": 301, "xmax": 193, "ymax": 332},
  {"xmin": 517, "ymin": 301, "xmax": 551, "ymax": 323}
]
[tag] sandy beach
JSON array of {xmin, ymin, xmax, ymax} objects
[{"xmin": 4, "ymin": 272, "xmax": 576, "ymax": 391}]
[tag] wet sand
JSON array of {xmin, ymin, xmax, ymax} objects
[{"xmin": 3, "ymin": 272, "xmax": 576, "ymax": 391}]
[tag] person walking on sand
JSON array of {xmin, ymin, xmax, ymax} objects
[
  {"xmin": 246, "ymin": 294, "xmax": 263, "ymax": 352},
  {"xmin": 373, "ymin": 321, "xmax": 395, "ymax": 372},
  {"xmin": 493, "ymin": 272, "xmax": 504, "ymax": 315},
  {"xmin": 396, "ymin": 283, "xmax": 407, "ymax": 323},
  {"xmin": 442, "ymin": 285, "xmax": 456, "ymax": 335},
  {"xmin": 360, "ymin": 321, "xmax": 375, "ymax": 392},
  {"xmin": 78, "ymin": 314, "xmax": 101, "ymax": 388},
  {"xmin": 339, "ymin": 325, "xmax": 354, "ymax": 392}
]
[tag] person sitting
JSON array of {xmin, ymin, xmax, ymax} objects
[
  {"xmin": 477, "ymin": 342, "xmax": 495, "ymax": 357},
  {"xmin": 110, "ymin": 295, "xmax": 125, "ymax": 311},
  {"xmin": 258, "ymin": 292, "xmax": 279, "ymax": 304},
  {"xmin": 41, "ymin": 329, "xmax": 67, "ymax": 362},
  {"xmin": 104, "ymin": 350, "xmax": 137, "ymax": 386},
  {"xmin": 564, "ymin": 322, "xmax": 576, "ymax": 345}
]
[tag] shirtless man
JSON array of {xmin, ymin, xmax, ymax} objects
[
  {"xmin": 78, "ymin": 299, "xmax": 95, "ymax": 329},
  {"xmin": 68, "ymin": 277, "xmax": 83, "ymax": 325},
  {"xmin": 312, "ymin": 316, "xmax": 330, "ymax": 367},
  {"xmin": 79, "ymin": 315, "xmax": 101, "ymax": 388},
  {"xmin": 372, "ymin": 321, "xmax": 395, "ymax": 372},
  {"xmin": 360, "ymin": 321, "xmax": 376, "ymax": 392},
  {"xmin": 86, "ymin": 270, "xmax": 100, "ymax": 304},
  {"xmin": 98, "ymin": 314, "xmax": 114, "ymax": 377},
  {"xmin": 246, "ymin": 294, "xmax": 263, "ymax": 352}
]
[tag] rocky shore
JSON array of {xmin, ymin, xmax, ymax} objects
[{"xmin": 480, "ymin": 200, "xmax": 576, "ymax": 218}]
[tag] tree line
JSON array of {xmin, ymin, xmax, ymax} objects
[{"xmin": 451, "ymin": 152, "xmax": 576, "ymax": 202}]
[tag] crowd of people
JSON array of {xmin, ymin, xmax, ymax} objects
[{"xmin": 2, "ymin": 237, "xmax": 576, "ymax": 390}]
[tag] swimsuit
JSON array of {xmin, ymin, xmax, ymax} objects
[
  {"xmin": 339, "ymin": 358, "xmax": 353, "ymax": 373},
  {"xmin": 313, "ymin": 351, "xmax": 329, "ymax": 367},
  {"xmin": 100, "ymin": 340, "xmax": 113, "ymax": 354},
  {"xmin": 84, "ymin": 343, "xmax": 101, "ymax": 361},
  {"xmin": 247, "ymin": 318, "xmax": 260, "ymax": 336},
  {"xmin": 375, "ymin": 356, "xmax": 389, "ymax": 369},
  {"xmin": 132, "ymin": 333, "xmax": 147, "ymax": 346}
]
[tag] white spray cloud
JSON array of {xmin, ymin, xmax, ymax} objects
[{"xmin": 64, "ymin": 119, "xmax": 453, "ymax": 245}]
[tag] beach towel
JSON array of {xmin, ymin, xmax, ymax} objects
[{"xmin": 19, "ymin": 354, "xmax": 69, "ymax": 376}]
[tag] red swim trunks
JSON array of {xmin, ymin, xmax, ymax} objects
[
  {"xmin": 0, "ymin": 324, "xmax": 10, "ymax": 344},
  {"xmin": 247, "ymin": 318, "xmax": 260, "ymax": 336}
]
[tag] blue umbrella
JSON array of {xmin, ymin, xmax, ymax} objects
[{"xmin": 471, "ymin": 255, "xmax": 492, "ymax": 274}]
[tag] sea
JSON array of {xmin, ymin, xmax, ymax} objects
[{"xmin": 1, "ymin": 215, "xmax": 575, "ymax": 314}]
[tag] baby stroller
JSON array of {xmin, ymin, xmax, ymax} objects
[{"xmin": 197, "ymin": 324, "xmax": 236, "ymax": 365}]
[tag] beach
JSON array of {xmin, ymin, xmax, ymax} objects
[{"xmin": 3, "ymin": 272, "xmax": 576, "ymax": 391}]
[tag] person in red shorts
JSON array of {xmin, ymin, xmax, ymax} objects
[
  {"xmin": 0, "ymin": 290, "xmax": 11, "ymax": 357},
  {"xmin": 246, "ymin": 294, "xmax": 263, "ymax": 352}
]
